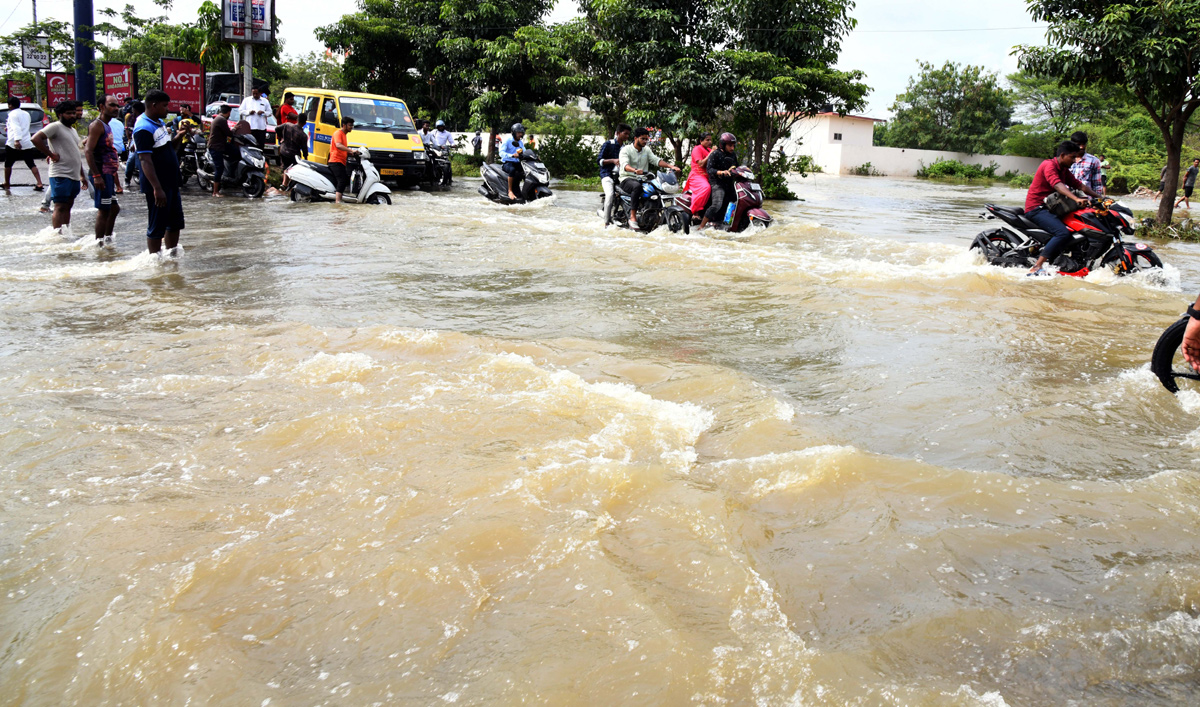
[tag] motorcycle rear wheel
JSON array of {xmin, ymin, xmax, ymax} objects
[
  {"xmin": 197, "ymin": 174, "xmax": 212, "ymax": 191},
  {"xmin": 970, "ymin": 229, "xmax": 1030, "ymax": 268}
]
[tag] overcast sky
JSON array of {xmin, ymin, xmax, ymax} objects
[{"xmin": 7, "ymin": 0, "xmax": 1049, "ymax": 117}]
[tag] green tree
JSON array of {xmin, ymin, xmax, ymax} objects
[
  {"xmin": 718, "ymin": 0, "xmax": 869, "ymax": 167},
  {"xmin": 279, "ymin": 52, "xmax": 344, "ymax": 91},
  {"xmin": 1007, "ymin": 70, "xmax": 1123, "ymax": 136},
  {"xmin": 1019, "ymin": 0, "xmax": 1200, "ymax": 224},
  {"xmin": 879, "ymin": 60, "xmax": 1013, "ymax": 154}
]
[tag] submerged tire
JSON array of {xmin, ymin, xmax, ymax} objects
[
  {"xmin": 1129, "ymin": 248, "xmax": 1164, "ymax": 272},
  {"xmin": 1151, "ymin": 316, "xmax": 1191, "ymax": 393},
  {"xmin": 365, "ymin": 193, "xmax": 391, "ymax": 205},
  {"xmin": 243, "ymin": 178, "xmax": 265, "ymax": 199},
  {"xmin": 971, "ymin": 229, "xmax": 1030, "ymax": 268}
]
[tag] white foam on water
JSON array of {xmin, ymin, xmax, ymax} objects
[
  {"xmin": 949, "ymin": 685, "xmax": 1011, "ymax": 707},
  {"xmin": 0, "ymin": 248, "xmax": 168, "ymax": 281},
  {"xmin": 293, "ymin": 352, "xmax": 378, "ymax": 385}
]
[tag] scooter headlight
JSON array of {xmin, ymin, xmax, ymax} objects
[{"xmin": 241, "ymin": 147, "xmax": 265, "ymax": 169}]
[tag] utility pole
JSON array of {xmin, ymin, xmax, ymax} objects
[
  {"xmin": 242, "ymin": 0, "xmax": 253, "ymax": 97},
  {"xmin": 72, "ymin": 0, "xmax": 96, "ymax": 105},
  {"xmin": 31, "ymin": 0, "xmax": 42, "ymax": 107}
]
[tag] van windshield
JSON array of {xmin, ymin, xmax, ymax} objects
[{"xmin": 337, "ymin": 97, "xmax": 415, "ymax": 132}]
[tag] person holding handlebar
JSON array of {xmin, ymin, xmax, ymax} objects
[{"xmin": 1025, "ymin": 140, "xmax": 1104, "ymax": 276}]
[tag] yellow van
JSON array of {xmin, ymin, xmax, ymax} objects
[{"xmin": 283, "ymin": 87, "xmax": 426, "ymax": 187}]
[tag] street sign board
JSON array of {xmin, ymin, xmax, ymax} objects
[
  {"xmin": 6, "ymin": 79, "xmax": 33, "ymax": 103},
  {"xmin": 21, "ymin": 38, "xmax": 51, "ymax": 70},
  {"xmin": 161, "ymin": 58, "xmax": 205, "ymax": 113},
  {"xmin": 221, "ymin": 0, "xmax": 275, "ymax": 45},
  {"xmin": 46, "ymin": 72, "xmax": 76, "ymax": 104},
  {"xmin": 102, "ymin": 62, "xmax": 136, "ymax": 102}
]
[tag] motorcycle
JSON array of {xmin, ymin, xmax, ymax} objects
[
  {"xmin": 1151, "ymin": 315, "xmax": 1200, "ymax": 393},
  {"xmin": 479, "ymin": 150, "xmax": 553, "ymax": 204},
  {"xmin": 675, "ymin": 166, "xmax": 774, "ymax": 232},
  {"xmin": 420, "ymin": 145, "xmax": 453, "ymax": 190},
  {"xmin": 605, "ymin": 170, "xmax": 692, "ymax": 234},
  {"xmin": 970, "ymin": 197, "xmax": 1162, "ymax": 276},
  {"xmin": 285, "ymin": 146, "xmax": 392, "ymax": 205},
  {"xmin": 180, "ymin": 136, "xmax": 201, "ymax": 185},
  {"xmin": 196, "ymin": 133, "xmax": 267, "ymax": 199}
]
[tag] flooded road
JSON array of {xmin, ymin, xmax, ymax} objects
[{"xmin": 3, "ymin": 174, "xmax": 1200, "ymax": 705}]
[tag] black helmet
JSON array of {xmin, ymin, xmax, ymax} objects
[{"xmin": 511, "ymin": 122, "xmax": 526, "ymax": 135}]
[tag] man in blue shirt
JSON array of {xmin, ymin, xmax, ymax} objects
[
  {"xmin": 597, "ymin": 123, "xmax": 631, "ymax": 225},
  {"xmin": 133, "ymin": 90, "xmax": 187, "ymax": 254},
  {"xmin": 499, "ymin": 123, "xmax": 526, "ymax": 201}
]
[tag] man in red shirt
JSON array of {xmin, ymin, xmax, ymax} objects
[
  {"xmin": 329, "ymin": 116, "xmax": 359, "ymax": 203},
  {"xmin": 279, "ymin": 92, "xmax": 299, "ymax": 125},
  {"xmin": 1024, "ymin": 140, "xmax": 1103, "ymax": 276}
]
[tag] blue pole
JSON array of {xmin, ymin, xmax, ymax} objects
[{"xmin": 73, "ymin": 0, "xmax": 95, "ymax": 106}]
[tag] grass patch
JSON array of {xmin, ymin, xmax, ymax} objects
[{"xmin": 916, "ymin": 158, "xmax": 999, "ymax": 182}]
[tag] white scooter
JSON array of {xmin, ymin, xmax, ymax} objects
[{"xmin": 286, "ymin": 147, "xmax": 393, "ymax": 204}]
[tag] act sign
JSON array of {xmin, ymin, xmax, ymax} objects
[
  {"xmin": 46, "ymin": 72, "xmax": 76, "ymax": 104},
  {"xmin": 160, "ymin": 58, "xmax": 205, "ymax": 113},
  {"xmin": 102, "ymin": 62, "xmax": 136, "ymax": 103},
  {"xmin": 21, "ymin": 38, "xmax": 51, "ymax": 70}
]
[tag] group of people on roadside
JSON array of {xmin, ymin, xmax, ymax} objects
[
  {"xmin": 596, "ymin": 124, "xmax": 743, "ymax": 230},
  {"xmin": 4, "ymin": 92, "xmax": 189, "ymax": 254}
]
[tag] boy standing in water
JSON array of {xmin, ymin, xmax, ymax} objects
[
  {"xmin": 133, "ymin": 90, "xmax": 187, "ymax": 254},
  {"xmin": 85, "ymin": 94, "xmax": 123, "ymax": 241}
]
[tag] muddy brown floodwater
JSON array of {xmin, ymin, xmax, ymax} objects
[{"xmin": 3, "ymin": 174, "xmax": 1200, "ymax": 705}]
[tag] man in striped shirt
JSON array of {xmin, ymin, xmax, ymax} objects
[{"xmin": 1068, "ymin": 131, "xmax": 1104, "ymax": 195}]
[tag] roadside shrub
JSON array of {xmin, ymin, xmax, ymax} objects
[
  {"xmin": 916, "ymin": 159, "xmax": 998, "ymax": 180},
  {"xmin": 535, "ymin": 131, "xmax": 596, "ymax": 178},
  {"xmin": 850, "ymin": 162, "xmax": 884, "ymax": 176},
  {"xmin": 450, "ymin": 153, "xmax": 485, "ymax": 177},
  {"xmin": 1008, "ymin": 173, "xmax": 1033, "ymax": 189},
  {"xmin": 1108, "ymin": 176, "xmax": 1130, "ymax": 194}
]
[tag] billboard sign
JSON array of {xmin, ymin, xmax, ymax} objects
[
  {"xmin": 102, "ymin": 62, "xmax": 136, "ymax": 102},
  {"xmin": 21, "ymin": 38, "xmax": 51, "ymax": 70},
  {"xmin": 160, "ymin": 58, "xmax": 205, "ymax": 113},
  {"xmin": 46, "ymin": 72, "xmax": 75, "ymax": 104},
  {"xmin": 6, "ymin": 80, "xmax": 33, "ymax": 103},
  {"xmin": 221, "ymin": 0, "xmax": 275, "ymax": 45}
]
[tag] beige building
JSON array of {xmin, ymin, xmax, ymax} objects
[{"xmin": 780, "ymin": 112, "xmax": 1042, "ymax": 177}]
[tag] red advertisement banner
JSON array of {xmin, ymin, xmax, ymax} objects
[
  {"xmin": 46, "ymin": 72, "xmax": 75, "ymax": 105},
  {"xmin": 160, "ymin": 58, "xmax": 204, "ymax": 114},
  {"xmin": 6, "ymin": 79, "xmax": 32, "ymax": 103},
  {"xmin": 102, "ymin": 62, "xmax": 134, "ymax": 103}
]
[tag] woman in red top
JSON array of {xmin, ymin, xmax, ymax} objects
[
  {"xmin": 685, "ymin": 133, "xmax": 713, "ymax": 216},
  {"xmin": 1023, "ymin": 140, "xmax": 1102, "ymax": 276}
]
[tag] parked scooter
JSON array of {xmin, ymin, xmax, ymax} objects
[
  {"xmin": 676, "ymin": 166, "xmax": 773, "ymax": 232},
  {"xmin": 196, "ymin": 133, "xmax": 267, "ymax": 198},
  {"xmin": 478, "ymin": 150, "xmax": 553, "ymax": 204},
  {"xmin": 180, "ymin": 135, "xmax": 201, "ymax": 185},
  {"xmin": 285, "ymin": 147, "xmax": 392, "ymax": 205},
  {"xmin": 605, "ymin": 170, "xmax": 692, "ymax": 233}
]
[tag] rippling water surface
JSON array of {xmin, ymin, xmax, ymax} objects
[{"xmin": 4, "ymin": 175, "xmax": 1200, "ymax": 705}]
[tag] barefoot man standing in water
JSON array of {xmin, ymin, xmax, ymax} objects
[
  {"xmin": 84, "ymin": 95, "xmax": 122, "ymax": 241},
  {"xmin": 132, "ymin": 90, "xmax": 187, "ymax": 254}
]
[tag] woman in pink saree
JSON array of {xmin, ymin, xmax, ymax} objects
[{"xmin": 685, "ymin": 133, "xmax": 713, "ymax": 216}]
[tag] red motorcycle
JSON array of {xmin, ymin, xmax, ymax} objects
[
  {"xmin": 970, "ymin": 197, "xmax": 1162, "ymax": 276},
  {"xmin": 676, "ymin": 166, "xmax": 773, "ymax": 233}
]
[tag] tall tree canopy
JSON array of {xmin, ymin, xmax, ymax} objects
[
  {"xmin": 877, "ymin": 61, "xmax": 1013, "ymax": 154},
  {"xmin": 1019, "ymin": 0, "xmax": 1200, "ymax": 224},
  {"xmin": 1007, "ymin": 70, "xmax": 1124, "ymax": 136}
]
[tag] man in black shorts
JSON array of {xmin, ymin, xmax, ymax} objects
[
  {"xmin": 4, "ymin": 97, "xmax": 45, "ymax": 190},
  {"xmin": 1176, "ymin": 158, "xmax": 1199, "ymax": 211},
  {"xmin": 132, "ymin": 90, "xmax": 187, "ymax": 254}
]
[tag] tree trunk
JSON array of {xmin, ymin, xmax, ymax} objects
[
  {"xmin": 754, "ymin": 101, "xmax": 767, "ymax": 168},
  {"xmin": 1157, "ymin": 122, "xmax": 1185, "ymax": 224},
  {"xmin": 487, "ymin": 129, "xmax": 497, "ymax": 164},
  {"xmin": 666, "ymin": 132, "xmax": 684, "ymax": 166}
]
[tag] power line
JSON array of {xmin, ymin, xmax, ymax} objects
[
  {"xmin": 855, "ymin": 26, "xmax": 1048, "ymax": 34},
  {"xmin": 0, "ymin": 2, "xmax": 24, "ymax": 33}
]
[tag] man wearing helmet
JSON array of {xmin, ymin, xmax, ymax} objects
[
  {"xmin": 618, "ymin": 127, "xmax": 681, "ymax": 228},
  {"xmin": 500, "ymin": 123, "xmax": 527, "ymax": 201},
  {"xmin": 700, "ymin": 132, "xmax": 740, "ymax": 230}
]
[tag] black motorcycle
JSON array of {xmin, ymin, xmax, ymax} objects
[
  {"xmin": 180, "ymin": 137, "xmax": 201, "ymax": 185},
  {"xmin": 1152, "ymin": 315, "xmax": 1200, "ymax": 393},
  {"xmin": 420, "ymin": 145, "xmax": 453, "ymax": 190},
  {"xmin": 195, "ymin": 133, "xmax": 267, "ymax": 198},
  {"xmin": 971, "ymin": 197, "xmax": 1162, "ymax": 276},
  {"xmin": 607, "ymin": 170, "xmax": 691, "ymax": 233}
]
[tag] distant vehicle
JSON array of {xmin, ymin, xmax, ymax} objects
[
  {"xmin": 284, "ymin": 87, "xmax": 426, "ymax": 188},
  {"xmin": 478, "ymin": 150, "xmax": 553, "ymax": 205},
  {"xmin": 0, "ymin": 103, "xmax": 49, "ymax": 157},
  {"xmin": 286, "ymin": 146, "xmax": 393, "ymax": 205},
  {"xmin": 200, "ymin": 103, "xmax": 277, "ymax": 157}
]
